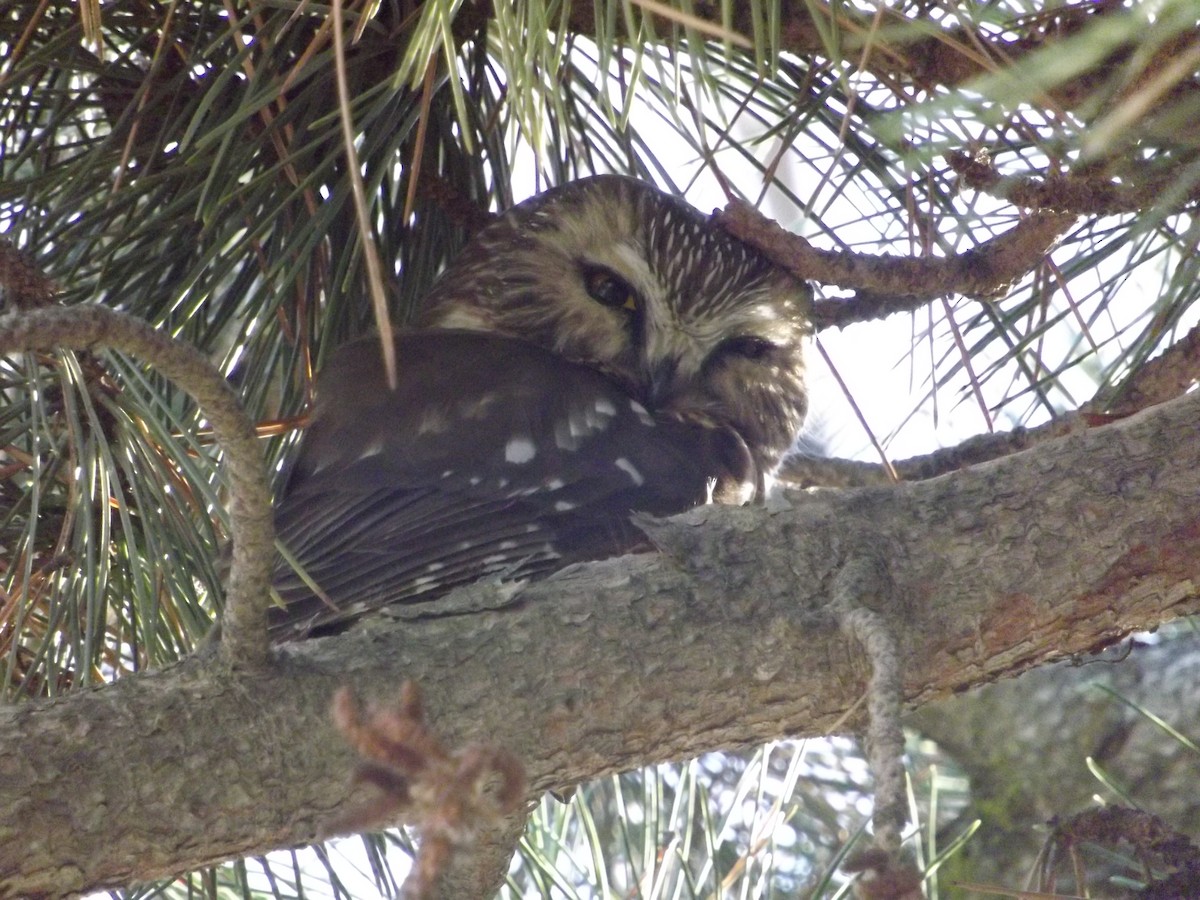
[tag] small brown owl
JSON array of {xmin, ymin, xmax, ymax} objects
[{"xmin": 269, "ymin": 176, "xmax": 811, "ymax": 640}]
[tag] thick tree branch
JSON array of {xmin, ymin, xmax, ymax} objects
[{"xmin": 2, "ymin": 390, "xmax": 1199, "ymax": 897}]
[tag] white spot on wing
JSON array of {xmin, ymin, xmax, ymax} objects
[
  {"xmin": 462, "ymin": 393, "xmax": 499, "ymax": 419},
  {"xmin": 614, "ymin": 457, "xmax": 644, "ymax": 486},
  {"xmin": 357, "ymin": 437, "xmax": 384, "ymax": 460},
  {"xmin": 505, "ymin": 436, "xmax": 537, "ymax": 464},
  {"xmin": 555, "ymin": 418, "xmax": 579, "ymax": 450},
  {"xmin": 554, "ymin": 500, "xmax": 577, "ymax": 511},
  {"xmin": 629, "ymin": 399, "xmax": 654, "ymax": 426},
  {"xmin": 568, "ymin": 412, "xmax": 590, "ymax": 440},
  {"xmin": 417, "ymin": 410, "xmax": 448, "ymax": 435}
]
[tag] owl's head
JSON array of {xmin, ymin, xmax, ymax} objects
[{"xmin": 416, "ymin": 176, "xmax": 811, "ymax": 476}]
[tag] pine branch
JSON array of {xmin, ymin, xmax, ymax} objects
[
  {"xmin": 2, "ymin": 387, "xmax": 1199, "ymax": 896},
  {"xmin": 0, "ymin": 306, "xmax": 274, "ymax": 666}
]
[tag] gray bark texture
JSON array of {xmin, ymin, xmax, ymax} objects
[{"xmin": 2, "ymin": 389, "xmax": 1198, "ymax": 898}]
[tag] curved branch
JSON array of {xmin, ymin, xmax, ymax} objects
[
  {"xmin": 716, "ymin": 201, "xmax": 1075, "ymax": 328},
  {"xmin": 0, "ymin": 306, "xmax": 274, "ymax": 667},
  {"xmin": 780, "ymin": 414, "xmax": 1095, "ymax": 487},
  {"xmin": 830, "ymin": 552, "xmax": 905, "ymax": 853}
]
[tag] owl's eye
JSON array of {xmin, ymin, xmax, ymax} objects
[
  {"xmin": 582, "ymin": 265, "xmax": 638, "ymax": 312},
  {"xmin": 717, "ymin": 335, "xmax": 777, "ymax": 362}
]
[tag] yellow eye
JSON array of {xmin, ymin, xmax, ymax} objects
[{"xmin": 583, "ymin": 265, "xmax": 638, "ymax": 312}]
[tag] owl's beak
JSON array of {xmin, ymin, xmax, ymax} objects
[{"xmin": 645, "ymin": 355, "xmax": 681, "ymax": 407}]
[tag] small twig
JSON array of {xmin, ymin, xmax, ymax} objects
[
  {"xmin": 780, "ymin": 412, "xmax": 1097, "ymax": 487},
  {"xmin": 331, "ymin": 682, "xmax": 526, "ymax": 900},
  {"xmin": 830, "ymin": 553, "xmax": 906, "ymax": 854},
  {"xmin": 714, "ymin": 200, "xmax": 1076, "ymax": 328},
  {"xmin": 414, "ymin": 174, "xmax": 496, "ymax": 236},
  {"xmin": 814, "ymin": 336, "xmax": 899, "ymax": 482},
  {"xmin": 825, "ymin": 549, "xmax": 923, "ymax": 897},
  {"xmin": 0, "ymin": 306, "xmax": 274, "ymax": 667},
  {"xmin": 1034, "ymin": 807, "xmax": 1200, "ymax": 897}
]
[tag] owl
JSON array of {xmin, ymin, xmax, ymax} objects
[{"xmin": 269, "ymin": 176, "xmax": 811, "ymax": 641}]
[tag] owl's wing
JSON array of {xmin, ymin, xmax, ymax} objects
[{"xmin": 268, "ymin": 330, "xmax": 753, "ymax": 641}]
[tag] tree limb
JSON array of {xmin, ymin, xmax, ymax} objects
[
  {"xmin": 715, "ymin": 200, "xmax": 1075, "ymax": 322},
  {"xmin": 2, "ymin": 389, "xmax": 1199, "ymax": 897}
]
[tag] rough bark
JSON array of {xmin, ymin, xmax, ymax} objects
[{"xmin": 2, "ymin": 390, "xmax": 1199, "ymax": 898}]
